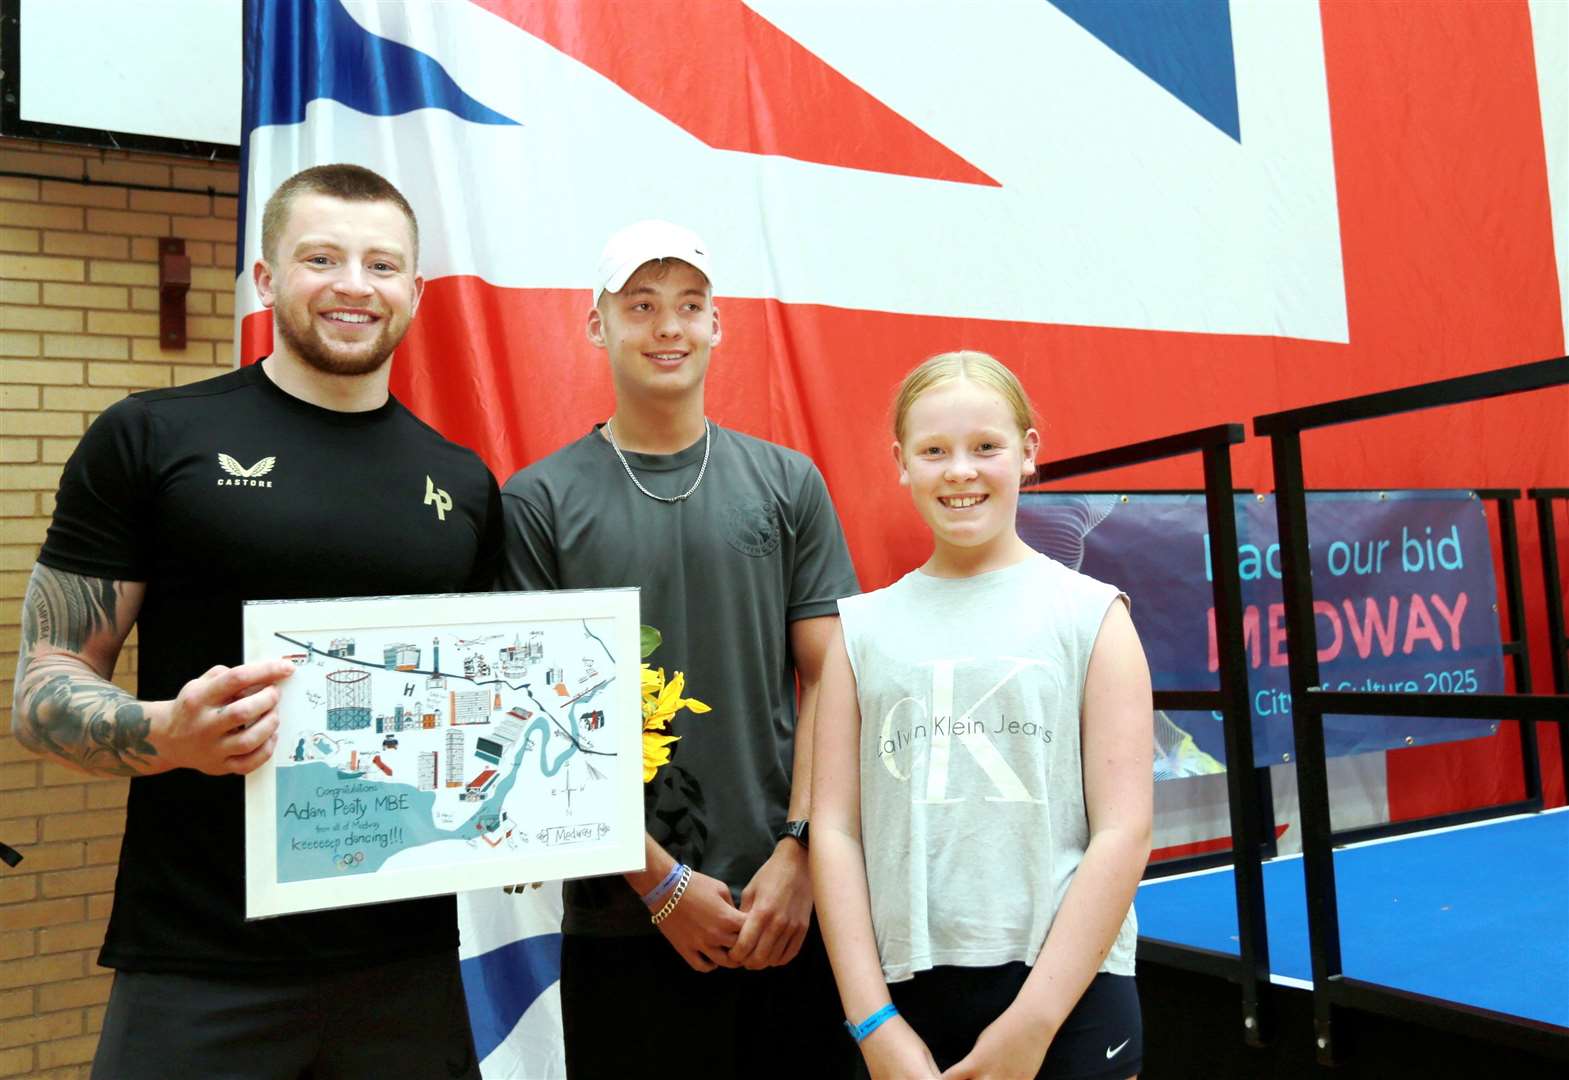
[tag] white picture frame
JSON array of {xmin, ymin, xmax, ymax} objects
[{"xmin": 242, "ymin": 588, "xmax": 643, "ymax": 919}]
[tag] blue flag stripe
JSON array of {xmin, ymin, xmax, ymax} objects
[
  {"xmin": 459, "ymin": 932, "xmax": 562, "ymax": 1063},
  {"xmin": 244, "ymin": 0, "xmax": 517, "ymax": 134},
  {"xmin": 1047, "ymin": 0, "xmax": 1241, "ymax": 142}
]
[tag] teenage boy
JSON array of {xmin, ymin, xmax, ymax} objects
[
  {"xmin": 11, "ymin": 164, "xmax": 500, "ymax": 1079},
  {"xmin": 500, "ymin": 220, "xmax": 859, "ymax": 1077}
]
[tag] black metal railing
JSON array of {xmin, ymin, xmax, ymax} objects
[
  {"xmin": 1529, "ymin": 487, "xmax": 1569, "ymax": 798},
  {"xmin": 1487, "ymin": 488, "xmax": 1546, "ymax": 807},
  {"xmin": 1253, "ymin": 355, "xmax": 1569, "ymax": 1065},
  {"xmin": 1528, "ymin": 487, "xmax": 1569, "ymax": 740},
  {"xmin": 1030, "ymin": 423, "xmax": 1275, "ymax": 1046}
]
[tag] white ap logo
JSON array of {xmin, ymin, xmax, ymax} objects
[{"xmin": 424, "ymin": 475, "xmax": 452, "ymax": 522}]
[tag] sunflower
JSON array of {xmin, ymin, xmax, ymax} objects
[{"xmin": 641, "ymin": 663, "xmax": 710, "ymax": 782}]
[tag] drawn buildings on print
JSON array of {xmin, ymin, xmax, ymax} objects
[{"xmin": 272, "ymin": 620, "xmax": 619, "ymax": 884}]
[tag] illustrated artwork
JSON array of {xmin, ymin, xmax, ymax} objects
[{"xmin": 243, "ymin": 590, "xmax": 643, "ymax": 918}]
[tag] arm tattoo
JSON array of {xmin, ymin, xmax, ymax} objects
[
  {"xmin": 20, "ymin": 565, "xmax": 117, "ymax": 656},
  {"xmin": 14, "ymin": 566, "xmax": 157, "ymax": 777}
]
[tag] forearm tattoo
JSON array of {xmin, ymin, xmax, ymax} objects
[{"xmin": 14, "ymin": 566, "xmax": 157, "ymax": 777}]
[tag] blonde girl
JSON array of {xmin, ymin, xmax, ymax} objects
[{"xmin": 812, "ymin": 351, "xmax": 1153, "ymax": 1080}]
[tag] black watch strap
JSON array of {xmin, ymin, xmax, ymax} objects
[{"xmin": 777, "ymin": 819, "xmax": 809, "ymax": 848}]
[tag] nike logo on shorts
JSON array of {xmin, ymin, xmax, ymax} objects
[{"xmin": 1106, "ymin": 1037, "xmax": 1131, "ymax": 1059}]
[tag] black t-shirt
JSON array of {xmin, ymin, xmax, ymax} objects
[
  {"xmin": 500, "ymin": 425, "xmax": 859, "ymax": 935},
  {"xmin": 37, "ymin": 363, "xmax": 502, "ymax": 975}
]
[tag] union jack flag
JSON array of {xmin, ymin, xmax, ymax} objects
[{"xmin": 240, "ymin": 3, "xmax": 1567, "ymax": 1074}]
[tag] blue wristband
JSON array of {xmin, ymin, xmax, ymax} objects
[
  {"xmin": 844, "ymin": 1003, "xmax": 898, "ymax": 1043},
  {"xmin": 640, "ymin": 863, "xmax": 686, "ymax": 907}
]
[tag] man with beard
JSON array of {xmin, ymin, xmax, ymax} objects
[{"xmin": 11, "ymin": 164, "xmax": 500, "ymax": 1079}]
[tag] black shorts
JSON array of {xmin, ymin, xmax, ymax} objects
[
  {"xmin": 92, "ymin": 950, "xmax": 479, "ymax": 1080},
  {"xmin": 560, "ymin": 919, "xmax": 856, "ymax": 1080},
  {"xmin": 885, "ymin": 965, "xmax": 1141, "ymax": 1080}
]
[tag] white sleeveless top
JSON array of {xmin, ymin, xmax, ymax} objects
[{"xmin": 837, "ymin": 554, "xmax": 1137, "ymax": 982}]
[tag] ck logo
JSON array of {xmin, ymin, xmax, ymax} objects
[
  {"xmin": 424, "ymin": 475, "xmax": 452, "ymax": 521},
  {"xmin": 878, "ymin": 657, "xmax": 1050, "ymax": 804}
]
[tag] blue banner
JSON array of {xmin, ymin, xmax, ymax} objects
[{"xmin": 1018, "ymin": 492, "xmax": 1506, "ymax": 775}]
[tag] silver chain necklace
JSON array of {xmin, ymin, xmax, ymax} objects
[{"xmin": 604, "ymin": 418, "xmax": 711, "ymax": 503}]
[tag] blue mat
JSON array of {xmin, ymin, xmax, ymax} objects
[{"xmin": 1136, "ymin": 810, "xmax": 1569, "ymax": 1027}]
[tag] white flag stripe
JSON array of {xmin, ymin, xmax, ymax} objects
[
  {"xmin": 1529, "ymin": 0, "xmax": 1569, "ymax": 349},
  {"xmin": 243, "ymin": 0, "xmax": 1348, "ymax": 341}
]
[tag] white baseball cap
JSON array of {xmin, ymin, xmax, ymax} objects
[{"xmin": 594, "ymin": 220, "xmax": 713, "ymax": 303}]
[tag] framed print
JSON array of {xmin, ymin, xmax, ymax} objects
[{"xmin": 242, "ymin": 588, "xmax": 642, "ymax": 919}]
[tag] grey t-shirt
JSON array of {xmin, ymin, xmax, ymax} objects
[
  {"xmin": 501, "ymin": 424, "xmax": 858, "ymax": 935},
  {"xmin": 838, "ymin": 554, "xmax": 1137, "ymax": 982}
]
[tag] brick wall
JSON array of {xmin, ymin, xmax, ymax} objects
[{"xmin": 0, "ymin": 138, "xmax": 240, "ymax": 1079}]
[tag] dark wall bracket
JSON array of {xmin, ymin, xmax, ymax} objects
[
  {"xmin": 158, "ymin": 237, "xmax": 191, "ymax": 350},
  {"xmin": 1253, "ymin": 355, "xmax": 1569, "ymax": 1067}
]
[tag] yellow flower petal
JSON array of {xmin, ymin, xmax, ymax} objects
[
  {"xmin": 641, "ymin": 664, "xmax": 664, "ymax": 696},
  {"xmin": 642, "ymin": 731, "xmax": 680, "ymax": 782},
  {"xmin": 655, "ymin": 671, "xmax": 685, "ymax": 712},
  {"xmin": 637, "ymin": 666, "xmax": 707, "ymax": 782}
]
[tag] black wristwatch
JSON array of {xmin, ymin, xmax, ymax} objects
[{"xmin": 777, "ymin": 820, "xmax": 809, "ymax": 849}]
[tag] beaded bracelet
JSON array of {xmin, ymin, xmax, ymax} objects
[
  {"xmin": 844, "ymin": 1003, "xmax": 899, "ymax": 1043},
  {"xmin": 649, "ymin": 865, "xmax": 693, "ymax": 925},
  {"xmin": 640, "ymin": 862, "xmax": 686, "ymax": 908}
]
